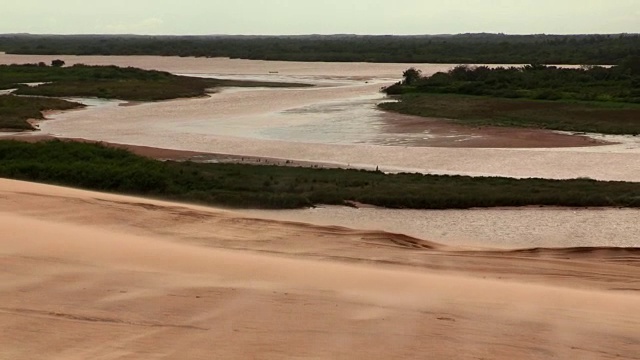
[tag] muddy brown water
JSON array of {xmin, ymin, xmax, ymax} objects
[
  {"xmin": 1, "ymin": 54, "xmax": 639, "ymax": 247},
  {"xmin": 243, "ymin": 206, "xmax": 640, "ymax": 249}
]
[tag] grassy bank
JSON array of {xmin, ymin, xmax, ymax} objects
[
  {"xmin": 1, "ymin": 64, "xmax": 309, "ymax": 101},
  {"xmin": 0, "ymin": 95, "xmax": 84, "ymax": 131},
  {"xmin": 0, "ymin": 64, "xmax": 309, "ymax": 131},
  {"xmin": 379, "ymin": 93, "xmax": 640, "ymax": 135},
  {"xmin": 1, "ymin": 140, "xmax": 639, "ymax": 210},
  {"xmin": 381, "ymin": 63, "xmax": 640, "ymax": 134}
]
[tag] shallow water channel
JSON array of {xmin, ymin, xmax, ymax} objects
[{"xmin": 2, "ymin": 54, "xmax": 639, "ymax": 247}]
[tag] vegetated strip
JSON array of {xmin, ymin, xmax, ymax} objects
[
  {"xmin": 380, "ymin": 61, "xmax": 640, "ymax": 135},
  {"xmin": 0, "ymin": 95, "xmax": 84, "ymax": 131},
  {"xmin": 379, "ymin": 93, "xmax": 640, "ymax": 135},
  {"xmin": 2, "ymin": 140, "xmax": 639, "ymax": 210},
  {"xmin": 0, "ymin": 63, "xmax": 309, "ymax": 101},
  {"xmin": 1, "ymin": 34, "xmax": 639, "ymax": 65},
  {"xmin": 0, "ymin": 63, "xmax": 310, "ymax": 131}
]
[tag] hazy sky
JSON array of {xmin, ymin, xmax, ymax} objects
[{"xmin": 2, "ymin": 0, "xmax": 639, "ymax": 35}]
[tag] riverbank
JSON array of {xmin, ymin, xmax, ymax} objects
[
  {"xmin": 1, "ymin": 54, "xmax": 638, "ymax": 359},
  {"xmin": 0, "ymin": 95, "xmax": 84, "ymax": 131},
  {"xmin": 0, "ymin": 63, "xmax": 311, "ymax": 131},
  {"xmin": 380, "ymin": 93, "xmax": 640, "ymax": 135},
  {"xmin": 3, "ymin": 140, "xmax": 640, "ymax": 210},
  {"xmin": 1, "ymin": 55, "xmax": 632, "ymax": 182}
]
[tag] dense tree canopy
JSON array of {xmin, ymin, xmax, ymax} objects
[
  {"xmin": 402, "ymin": 68, "xmax": 422, "ymax": 85},
  {"xmin": 1, "ymin": 33, "xmax": 639, "ymax": 65},
  {"xmin": 384, "ymin": 60, "xmax": 640, "ymax": 103}
]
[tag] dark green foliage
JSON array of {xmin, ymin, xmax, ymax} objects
[
  {"xmin": 50, "ymin": 59, "xmax": 65, "ymax": 67},
  {"xmin": 0, "ymin": 95, "xmax": 84, "ymax": 130},
  {"xmin": 0, "ymin": 34, "xmax": 639, "ymax": 65},
  {"xmin": 384, "ymin": 63, "xmax": 640, "ymax": 104},
  {"xmin": 0, "ymin": 64, "xmax": 308, "ymax": 102},
  {"xmin": 379, "ymin": 93, "xmax": 640, "ymax": 135},
  {"xmin": 0, "ymin": 64, "xmax": 308, "ymax": 131},
  {"xmin": 1, "ymin": 140, "xmax": 640, "ymax": 209},
  {"xmin": 0, "ymin": 140, "xmax": 171, "ymax": 193},
  {"xmin": 380, "ymin": 63, "xmax": 640, "ymax": 134},
  {"xmin": 402, "ymin": 68, "xmax": 422, "ymax": 85}
]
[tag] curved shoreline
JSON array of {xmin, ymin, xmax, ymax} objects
[
  {"xmin": 2, "ymin": 54, "xmax": 638, "ymax": 182},
  {"xmin": 6, "ymin": 131, "xmax": 640, "ymax": 182},
  {"xmin": 2, "ymin": 55, "xmax": 639, "ymax": 360}
]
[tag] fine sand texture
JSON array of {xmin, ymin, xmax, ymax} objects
[{"xmin": 1, "ymin": 178, "xmax": 639, "ymax": 359}]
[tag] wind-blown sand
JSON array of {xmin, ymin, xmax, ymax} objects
[
  {"xmin": 2, "ymin": 54, "xmax": 639, "ymax": 358},
  {"xmin": 1, "ymin": 179, "xmax": 639, "ymax": 359}
]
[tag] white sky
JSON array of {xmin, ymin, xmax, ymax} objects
[{"xmin": 1, "ymin": 0, "xmax": 639, "ymax": 35}]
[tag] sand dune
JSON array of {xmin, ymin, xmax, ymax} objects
[
  {"xmin": 2, "ymin": 54, "xmax": 638, "ymax": 359},
  {"xmin": 1, "ymin": 179, "xmax": 639, "ymax": 359}
]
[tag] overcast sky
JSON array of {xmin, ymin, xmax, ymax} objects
[{"xmin": 2, "ymin": 0, "xmax": 639, "ymax": 35}]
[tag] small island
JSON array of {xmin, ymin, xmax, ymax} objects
[
  {"xmin": 0, "ymin": 60, "xmax": 310, "ymax": 132},
  {"xmin": 380, "ymin": 57, "xmax": 640, "ymax": 135}
]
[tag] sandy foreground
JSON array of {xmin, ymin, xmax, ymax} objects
[{"xmin": 1, "ymin": 178, "xmax": 639, "ymax": 359}]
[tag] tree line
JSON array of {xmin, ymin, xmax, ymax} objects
[
  {"xmin": 1, "ymin": 33, "xmax": 639, "ymax": 64},
  {"xmin": 385, "ymin": 57, "xmax": 640, "ymax": 103}
]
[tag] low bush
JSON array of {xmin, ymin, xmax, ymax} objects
[{"xmin": 1, "ymin": 140, "xmax": 639, "ymax": 210}]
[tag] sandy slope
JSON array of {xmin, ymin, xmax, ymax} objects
[{"xmin": 1, "ymin": 179, "xmax": 639, "ymax": 359}]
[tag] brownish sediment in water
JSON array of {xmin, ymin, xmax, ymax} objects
[
  {"xmin": 1, "ymin": 55, "xmax": 639, "ymax": 359},
  {"xmin": 2, "ymin": 54, "xmax": 638, "ymax": 181}
]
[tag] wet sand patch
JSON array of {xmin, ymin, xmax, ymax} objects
[{"xmin": 375, "ymin": 111, "xmax": 612, "ymax": 148}]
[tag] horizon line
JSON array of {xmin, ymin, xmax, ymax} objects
[{"xmin": 2, "ymin": 32, "xmax": 640, "ymax": 37}]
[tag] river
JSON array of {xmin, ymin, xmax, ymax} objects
[{"xmin": 1, "ymin": 54, "xmax": 639, "ymax": 248}]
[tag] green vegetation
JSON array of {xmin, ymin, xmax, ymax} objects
[
  {"xmin": 0, "ymin": 63, "xmax": 308, "ymax": 101},
  {"xmin": 2, "ymin": 140, "xmax": 640, "ymax": 210},
  {"xmin": 1, "ymin": 33, "xmax": 638, "ymax": 65},
  {"xmin": 380, "ymin": 94, "xmax": 640, "ymax": 135},
  {"xmin": 0, "ymin": 95, "xmax": 84, "ymax": 131},
  {"xmin": 0, "ymin": 63, "xmax": 309, "ymax": 131},
  {"xmin": 381, "ymin": 61, "xmax": 640, "ymax": 134},
  {"xmin": 385, "ymin": 60, "xmax": 640, "ymax": 103}
]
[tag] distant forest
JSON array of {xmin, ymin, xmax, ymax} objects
[{"xmin": 0, "ymin": 34, "xmax": 639, "ymax": 64}]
